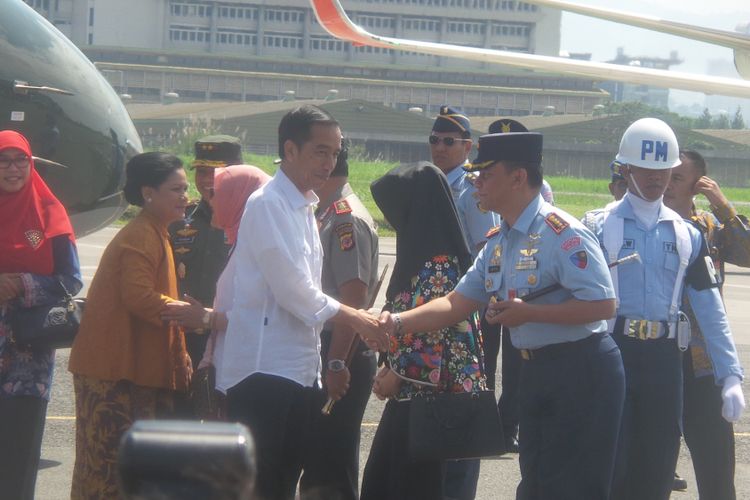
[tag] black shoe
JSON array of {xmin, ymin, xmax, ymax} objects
[
  {"xmin": 672, "ymin": 472, "xmax": 688, "ymax": 491},
  {"xmin": 504, "ymin": 435, "xmax": 519, "ymax": 454}
]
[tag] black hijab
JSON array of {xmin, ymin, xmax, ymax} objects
[{"xmin": 371, "ymin": 162, "xmax": 472, "ymax": 301}]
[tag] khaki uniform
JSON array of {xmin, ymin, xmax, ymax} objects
[{"xmin": 300, "ymin": 183, "xmax": 378, "ymax": 500}]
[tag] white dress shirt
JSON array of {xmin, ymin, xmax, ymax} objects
[{"xmin": 216, "ymin": 169, "xmax": 341, "ymax": 391}]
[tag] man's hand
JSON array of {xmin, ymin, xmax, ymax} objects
[
  {"xmin": 485, "ymin": 298, "xmax": 532, "ymax": 327},
  {"xmin": 695, "ymin": 176, "xmax": 729, "ymax": 208},
  {"xmin": 354, "ymin": 308, "xmax": 389, "ymax": 351},
  {"xmin": 372, "ymin": 366, "xmax": 401, "ymax": 401},
  {"xmin": 325, "ymin": 368, "xmax": 351, "ymax": 401},
  {"xmin": 721, "ymin": 375, "xmax": 745, "ymax": 423},
  {"xmin": 161, "ymin": 295, "xmax": 206, "ymax": 330},
  {"xmin": 0, "ymin": 273, "xmax": 22, "ymax": 304}
]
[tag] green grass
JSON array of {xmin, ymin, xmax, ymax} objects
[{"xmin": 121, "ymin": 155, "xmax": 750, "ymax": 233}]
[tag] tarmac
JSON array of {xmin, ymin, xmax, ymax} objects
[{"xmin": 35, "ymin": 226, "xmax": 750, "ymax": 499}]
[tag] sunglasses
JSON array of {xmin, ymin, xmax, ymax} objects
[{"xmin": 428, "ymin": 135, "xmax": 471, "ymax": 147}]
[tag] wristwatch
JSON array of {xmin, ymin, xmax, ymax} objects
[
  {"xmin": 195, "ymin": 310, "xmax": 211, "ymax": 335},
  {"xmin": 327, "ymin": 359, "xmax": 347, "ymax": 372}
]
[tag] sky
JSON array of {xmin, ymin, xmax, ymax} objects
[{"xmin": 558, "ymin": 0, "xmax": 748, "ymax": 110}]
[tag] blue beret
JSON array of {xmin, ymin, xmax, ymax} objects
[
  {"xmin": 465, "ymin": 132, "xmax": 543, "ymax": 172},
  {"xmin": 432, "ymin": 106, "xmax": 471, "ymax": 134}
]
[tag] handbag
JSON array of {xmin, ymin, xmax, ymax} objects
[
  {"xmin": 407, "ymin": 321, "xmax": 505, "ymax": 461},
  {"xmin": 191, "ymin": 365, "xmax": 226, "ymax": 421},
  {"xmin": 408, "ymin": 389, "xmax": 505, "ymax": 461},
  {"xmin": 9, "ymin": 279, "xmax": 85, "ymax": 349}
]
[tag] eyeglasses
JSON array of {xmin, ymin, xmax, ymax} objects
[
  {"xmin": 428, "ymin": 135, "xmax": 471, "ymax": 147},
  {"xmin": 0, "ymin": 155, "xmax": 30, "ymax": 170}
]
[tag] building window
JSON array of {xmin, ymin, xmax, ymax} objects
[{"xmin": 88, "ymin": 7, "xmax": 94, "ymax": 26}]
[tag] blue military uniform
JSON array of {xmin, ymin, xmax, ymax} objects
[
  {"xmin": 446, "ymin": 164, "xmax": 500, "ymax": 257},
  {"xmin": 433, "ymin": 107, "xmax": 500, "ymax": 498},
  {"xmin": 584, "ymin": 194, "xmax": 743, "ymax": 500},
  {"xmin": 456, "ymin": 190, "xmax": 625, "ymax": 499}
]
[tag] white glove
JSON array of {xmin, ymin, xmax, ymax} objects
[{"xmin": 721, "ymin": 375, "xmax": 745, "ymax": 423}]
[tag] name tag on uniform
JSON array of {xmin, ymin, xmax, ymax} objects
[
  {"xmin": 515, "ymin": 256, "xmax": 537, "ymax": 270},
  {"xmin": 664, "ymin": 242, "xmax": 677, "ymax": 253}
]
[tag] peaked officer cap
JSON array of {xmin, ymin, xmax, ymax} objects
[
  {"xmin": 192, "ymin": 135, "xmax": 243, "ymax": 168},
  {"xmin": 465, "ymin": 132, "xmax": 543, "ymax": 172}
]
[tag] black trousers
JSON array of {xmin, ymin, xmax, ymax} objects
[
  {"xmin": 0, "ymin": 395, "xmax": 48, "ymax": 500},
  {"xmin": 361, "ymin": 399, "xmax": 444, "ymax": 500},
  {"xmin": 683, "ymin": 348, "xmax": 736, "ymax": 500},
  {"xmin": 611, "ymin": 336, "xmax": 682, "ymax": 500},
  {"xmin": 482, "ymin": 317, "xmax": 520, "ymax": 437},
  {"xmin": 517, "ymin": 333, "xmax": 624, "ymax": 500},
  {"xmin": 300, "ymin": 332, "xmax": 376, "ymax": 500},
  {"xmin": 227, "ymin": 373, "xmax": 318, "ymax": 500}
]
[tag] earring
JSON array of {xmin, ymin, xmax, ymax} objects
[{"xmin": 146, "ymin": 197, "xmax": 152, "ymax": 203}]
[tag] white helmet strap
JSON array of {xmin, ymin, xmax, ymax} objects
[{"xmin": 630, "ymin": 174, "xmax": 647, "ymax": 200}]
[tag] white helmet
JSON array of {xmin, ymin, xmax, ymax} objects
[{"xmin": 615, "ymin": 118, "xmax": 680, "ymax": 170}]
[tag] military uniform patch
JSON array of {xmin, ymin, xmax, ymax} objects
[
  {"xmin": 485, "ymin": 226, "xmax": 501, "ymax": 239},
  {"xmin": 561, "ymin": 236, "xmax": 581, "ymax": 251},
  {"xmin": 335, "ymin": 222, "xmax": 355, "ymax": 251},
  {"xmin": 24, "ymin": 229, "xmax": 43, "ymax": 249},
  {"xmin": 544, "ymin": 213, "xmax": 569, "ymax": 235},
  {"xmin": 569, "ymin": 250, "xmax": 588, "ymax": 269},
  {"xmin": 174, "ymin": 247, "xmax": 191, "ymax": 255},
  {"xmin": 334, "ymin": 200, "xmax": 352, "ymax": 215}
]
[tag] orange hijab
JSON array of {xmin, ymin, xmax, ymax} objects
[{"xmin": 0, "ymin": 130, "xmax": 74, "ymax": 274}]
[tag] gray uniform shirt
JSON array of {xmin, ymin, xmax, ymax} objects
[{"xmin": 317, "ymin": 183, "xmax": 380, "ymax": 324}]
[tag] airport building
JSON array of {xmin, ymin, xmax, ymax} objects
[{"xmin": 25, "ymin": 0, "xmax": 608, "ymax": 114}]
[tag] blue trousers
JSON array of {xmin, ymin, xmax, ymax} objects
[
  {"xmin": 517, "ymin": 332, "xmax": 625, "ymax": 500},
  {"xmin": 611, "ymin": 335, "xmax": 682, "ymax": 500}
]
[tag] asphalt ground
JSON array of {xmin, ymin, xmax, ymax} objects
[{"xmin": 35, "ymin": 226, "xmax": 750, "ymax": 499}]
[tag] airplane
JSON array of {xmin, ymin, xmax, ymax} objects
[
  {"xmin": 1, "ymin": 0, "xmax": 142, "ymax": 237},
  {"xmin": 309, "ymin": 0, "xmax": 750, "ymax": 98}
]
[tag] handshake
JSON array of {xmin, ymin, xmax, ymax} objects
[{"xmin": 347, "ymin": 307, "xmax": 397, "ymax": 353}]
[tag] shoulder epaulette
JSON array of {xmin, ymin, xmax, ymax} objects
[
  {"xmin": 334, "ymin": 199, "xmax": 352, "ymax": 215},
  {"xmin": 485, "ymin": 226, "xmax": 501, "ymax": 239},
  {"xmin": 544, "ymin": 213, "xmax": 569, "ymax": 235}
]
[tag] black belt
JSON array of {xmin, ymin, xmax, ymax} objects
[{"xmin": 519, "ymin": 331, "xmax": 605, "ymax": 362}]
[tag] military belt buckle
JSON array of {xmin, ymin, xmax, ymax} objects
[{"xmin": 627, "ymin": 320, "xmax": 662, "ymax": 340}]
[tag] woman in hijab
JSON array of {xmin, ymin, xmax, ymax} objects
[
  {"xmin": 162, "ymin": 165, "xmax": 271, "ymax": 382},
  {"xmin": 0, "ymin": 130, "xmax": 82, "ymax": 500},
  {"xmin": 360, "ymin": 162, "xmax": 486, "ymax": 500},
  {"xmin": 68, "ymin": 152, "xmax": 192, "ymax": 499}
]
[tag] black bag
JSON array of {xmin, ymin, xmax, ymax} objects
[
  {"xmin": 10, "ymin": 280, "xmax": 84, "ymax": 350},
  {"xmin": 408, "ymin": 389, "xmax": 505, "ymax": 461}
]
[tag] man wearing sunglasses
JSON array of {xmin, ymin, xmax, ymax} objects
[
  {"xmin": 429, "ymin": 108, "xmax": 500, "ymax": 500},
  {"xmin": 168, "ymin": 135, "xmax": 238, "ymax": 416},
  {"xmin": 429, "ymin": 106, "xmax": 500, "ymax": 257}
]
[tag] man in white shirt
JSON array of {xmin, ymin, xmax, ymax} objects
[{"xmin": 217, "ymin": 105, "xmax": 387, "ymax": 500}]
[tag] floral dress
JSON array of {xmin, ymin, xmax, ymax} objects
[
  {"xmin": 0, "ymin": 236, "xmax": 82, "ymax": 400},
  {"xmin": 387, "ymin": 255, "xmax": 486, "ymax": 400}
]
